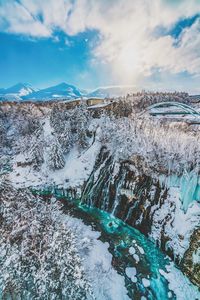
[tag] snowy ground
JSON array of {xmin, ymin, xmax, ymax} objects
[
  {"xmin": 9, "ymin": 144, "xmax": 100, "ymax": 189},
  {"xmin": 150, "ymin": 186, "xmax": 200, "ymax": 260},
  {"xmin": 65, "ymin": 213, "xmax": 200, "ymax": 300},
  {"xmin": 65, "ymin": 215, "xmax": 130, "ymax": 300},
  {"xmin": 159, "ymin": 263, "xmax": 200, "ymax": 300},
  {"xmin": 2, "ymin": 112, "xmax": 200, "ymax": 298},
  {"xmin": 8, "ymin": 117, "xmax": 101, "ymax": 190}
]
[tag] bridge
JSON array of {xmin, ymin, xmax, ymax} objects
[{"xmin": 147, "ymin": 101, "xmax": 200, "ymax": 123}]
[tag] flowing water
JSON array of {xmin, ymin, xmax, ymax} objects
[
  {"xmin": 58, "ymin": 197, "xmax": 199, "ymax": 300},
  {"xmin": 31, "ymin": 188, "xmax": 199, "ymax": 299}
]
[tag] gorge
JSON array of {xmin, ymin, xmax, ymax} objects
[{"xmin": 0, "ymin": 93, "xmax": 200, "ymax": 299}]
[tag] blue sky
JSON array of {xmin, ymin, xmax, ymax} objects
[
  {"xmin": 0, "ymin": 0, "xmax": 200, "ymax": 92},
  {"xmin": 0, "ymin": 30, "xmax": 106, "ymax": 89}
]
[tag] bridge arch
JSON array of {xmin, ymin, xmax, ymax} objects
[{"xmin": 147, "ymin": 101, "xmax": 200, "ymax": 118}]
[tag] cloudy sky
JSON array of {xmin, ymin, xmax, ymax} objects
[{"xmin": 0, "ymin": 0, "xmax": 200, "ymax": 92}]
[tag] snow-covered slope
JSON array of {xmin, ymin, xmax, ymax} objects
[
  {"xmin": 88, "ymin": 85, "xmax": 137, "ymax": 98},
  {"xmin": 0, "ymin": 83, "xmax": 38, "ymax": 100},
  {"xmin": 0, "ymin": 83, "xmax": 138, "ymax": 101},
  {"xmin": 24, "ymin": 82, "xmax": 84, "ymax": 100},
  {"xmin": 2, "ymin": 82, "xmax": 198, "ymax": 102}
]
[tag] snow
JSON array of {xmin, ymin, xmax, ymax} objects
[
  {"xmin": 88, "ymin": 102, "xmax": 111, "ymax": 109},
  {"xmin": 133, "ymin": 254, "xmax": 140, "ymax": 263},
  {"xmin": 131, "ymin": 276, "xmax": 137, "ymax": 283},
  {"xmin": 8, "ymin": 132, "xmax": 101, "ymax": 191},
  {"xmin": 159, "ymin": 263, "xmax": 200, "ymax": 300},
  {"xmin": 142, "ymin": 278, "xmax": 150, "ymax": 287},
  {"xmin": 128, "ymin": 242, "xmax": 143, "ymax": 263},
  {"xmin": 137, "ymin": 246, "xmax": 145, "ymax": 255},
  {"xmin": 125, "ymin": 267, "xmax": 137, "ymax": 283},
  {"xmin": 52, "ymin": 94, "xmax": 63, "ymax": 98},
  {"xmin": 66, "ymin": 215, "xmax": 130, "ymax": 300},
  {"xmin": 1, "ymin": 99, "xmax": 200, "ymax": 297},
  {"xmin": 193, "ymin": 248, "xmax": 200, "ymax": 265},
  {"xmin": 128, "ymin": 246, "xmax": 140, "ymax": 263},
  {"xmin": 0, "ymin": 83, "xmax": 36, "ymax": 100},
  {"xmin": 129, "ymin": 246, "xmax": 136, "ymax": 255},
  {"xmin": 125, "ymin": 267, "xmax": 137, "ymax": 277},
  {"xmin": 7, "ymin": 116, "xmax": 104, "ymax": 190},
  {"xmin": 52, "ymin": 143, "xmax": 100, "ymax": 188},
  {"xmin": 150, "ymin": 186, "xmax": 200, "ymax": 259},
  {"xmin": 18, "ymin": 87, "xmax": 34, "ymax": 96},
  {"xmin": 168, "ymin": 291, "xmax": 173, "ymax": 298},
  {"xmin": 42, "ymin": 117, "xmax": 53, "ymax": 138}
]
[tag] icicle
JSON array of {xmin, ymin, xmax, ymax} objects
[{"xmin": 180, "ymin": 170, "xmax": 198, "ymax": 212}]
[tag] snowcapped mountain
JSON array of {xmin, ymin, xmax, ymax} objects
[
  {"xmin": 0, "ymin": 82, "xmax": 138, "ymax": 101},
  {"xmin": 24, "ymin": 82, "xmax": 84, "ymax": 100},
  {"xmin": 0, "ymin": 83, "xmax": 38, "ymax": 100},
  {"xmin": 88, "ymin": 86, "xmax": 137, "ymax": 98}
]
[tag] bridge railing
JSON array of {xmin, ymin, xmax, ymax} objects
[{"xmin": 147, "ymin": 101, "xmax": 200, "ymax": 119}]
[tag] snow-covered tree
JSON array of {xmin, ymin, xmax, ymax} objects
[
  {"xmin": 70, "ymin": 104, "xmax": 90, "ymax": 150},
  {"xmin": 0, "ymin": 184, "xmax": 93, "ymax": 300},
  {"xmin": 48, "ymin": 138, "xmax": 65, "ymax": 170},
  {"xmin": 26, "ymin": 135, "xmax": 44, "ymax": 170}
]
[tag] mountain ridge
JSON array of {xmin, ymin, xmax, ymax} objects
[
  {"xmin": 22, "ymin": 82, "xmax": 83, "ymax": 100},
  {"xmin": 0, "ymin": 82, "xmax": 137, "ymax": 101},
  {"xmin": 0, "ymin": 83, "xmax": 38, "ymax": 99}
]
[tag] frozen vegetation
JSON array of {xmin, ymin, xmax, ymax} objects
[
  {"xmin": 0, "ymin": 92, "xmax": 199, "ymax": 298},
  {"xmin": 0, "ymin": 184, "xmax": 92, "ymax": 299},
  {"xmin": 0, "ymin": 184, "xmax": 129, "ymax": 300}
]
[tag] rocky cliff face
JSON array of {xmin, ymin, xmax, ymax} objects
[
  {"xmin": 80, "ymin": 147, "xmax": 200, "ymax": 285},
  {"xmin": 181, "ymin": 228, "xmax": 200, "ymax": 286},
  {"xmin": 0, "ymin": 96, "xmax": 199, "ymax": 286}
]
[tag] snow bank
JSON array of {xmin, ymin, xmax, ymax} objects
[
  {"xmin": 150, "ymin": 187, "xmax": 200, "ymax": 259},
  {"xmin": 159, "ymin": 263, "xmax": 200, "ymax": 300},
  {"xmin": 8, "ymin": 139, "xmax": 100, "ymax": 190},
  {"xmin": 65, "ymin": 215, "xmax": 130, "ymax": 300}
]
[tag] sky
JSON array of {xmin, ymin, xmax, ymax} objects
[{"xmin": 0, "ymin": 0, "xmax": 200, "ymax": 92}]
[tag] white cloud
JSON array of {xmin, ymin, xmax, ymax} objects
[
  {"xmin": 0, "ymin": 1, "xmax": 51, "ymax": 37},
  {"xmin": 65, "ymin": 0, "xmax": 200, "ymax": 84},
  {"xmin": 1, "ymin": 0, "xmax": 200, "ymax": 84}
]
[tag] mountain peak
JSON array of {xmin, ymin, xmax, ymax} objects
[
  {"xmin": 0, "ymin": 82, "xmax": 38, "ymax": 99},
  {"xmin": 22, "ymin": 82, "xmax": 83, "ymax": 100},
  {"xmin": 11, "ymin": 82, "xmax": 33, "ymax": 90},
  {"xmin": 0, "ymin": 82, "xmax": 137, "ymax": 101},
  {"xmin": 54, "ymin": 82, "xmax": 76, "ymax": 89}
]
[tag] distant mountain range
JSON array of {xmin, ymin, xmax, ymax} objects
[
  {"xmin": 22, "ymin": 82, "xmax": 84, "ymax": 100},
  {"xmin": 87, "ymin": 86, "xmax": 137, "ymax": 98},
  {"xmin": 0, "ymin": 82, "xmax": 137, "ymax": 101}
]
